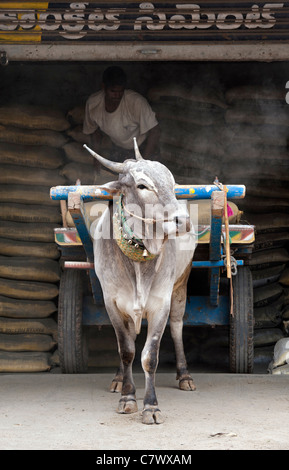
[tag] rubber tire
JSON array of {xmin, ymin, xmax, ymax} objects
[
  {"xmin": 58, "ymin": 269, "xmax": 88, "ymax": 373},
  {"xmin": 230, "ymin": 266, "xmax": 254, "ymax": 374}
]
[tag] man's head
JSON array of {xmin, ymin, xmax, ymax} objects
[{"xmin": 102, "ymin": 66, "xmax": 127, "ymax": 106}]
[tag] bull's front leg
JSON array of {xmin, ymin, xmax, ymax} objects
[{"xmin": 141, "ymin": 305, "xmax": 169, "ymax": 425}]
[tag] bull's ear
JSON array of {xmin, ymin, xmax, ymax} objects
[{"xmin": 94, "ymin": 180, "xmax": 121, "ymax": 196}]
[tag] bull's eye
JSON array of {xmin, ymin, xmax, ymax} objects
[{"xmin": 137, "ymin": 184, "xmax": 147, "ymax": 190}]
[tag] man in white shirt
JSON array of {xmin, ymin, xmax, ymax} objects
[{"xmin": 83, "ymin": 66, "xmax": 160, "ymax": 163}]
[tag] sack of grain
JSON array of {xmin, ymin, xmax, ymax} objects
[
  {"xmin": 0, "ymin": 221, "xmax": 59, "ymax": 243},
  {"xmin": 0, "ymin": 278, "xmax": 58, "ymax": 300},
  {"xmin": 154, "ymin": 102, "xmax": 224, "ymax": 126},
  {"xmin": 0, "ymin": 333, "xmax": 56, "ymax": 352},
  {"xmin": 0, "ymin": 294, "xmax": 57, "ymax": 318},
  {"xmin": 0, "ymin": 203, "xmax": 61, "ymax": 224},
  {"xmin": 0, "ymin": 124, "xmax": 69, "ymax": 147},
  {"xmin": 0, "ymin": 104, "xmax": 70, "ymax": 131},
  {"xmin": 0, "ymin": 351, "xmax": 51, "ymax": 372},
  {"xmin": 0, "ymin": 164, "xmax": 67, "ymax": 186},
  {"xmin": 0, "ymin": 257, "xmax": 60, "ymax": 283},
  {"xmin": 0, "ymin": 143, "xmax": 65, "ymax": 169},
  {"xmin": 0, "ymin": 237, "xmax": 59, "ymax": 259}
]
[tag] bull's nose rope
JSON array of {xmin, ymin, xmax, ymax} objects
[{"xmin": 113, "ymin": 195, "xmax": 156, "ymax": 262}]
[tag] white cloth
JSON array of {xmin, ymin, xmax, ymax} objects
[{"xmin": 83, "ymin": 89, "xmax": 158, "ymax": 150}]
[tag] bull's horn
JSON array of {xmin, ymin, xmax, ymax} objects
[
  {"xmin": 83, "ymin": 144, "xmax": 124, "ymax": 173},
  {"xmin": 133, "ymin": 137, "xmax": 144, "ymax": 161}
]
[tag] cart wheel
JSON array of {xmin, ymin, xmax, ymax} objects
[
  {"xmin": 230, "ymin": 266, "xmax": 254, "ymax": 374},
  {"xmin": 58, "ymin": 269, "xmax": 88, "ymax": 373}
]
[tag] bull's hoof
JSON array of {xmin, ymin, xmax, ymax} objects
[
  {"xmin": 110, "ymin": 378, "xmax": 123, "ymax": 393},
  {"xmin": 142, "ymin": 406, "xmax": 164, "ymax": 425},
  {"xmin": 178, "ymin": 375, "xmax": 196, "ymax": 391},
  {"xmin": 117, "ymin": 396, "xmax": 138, "ymax": 414}
]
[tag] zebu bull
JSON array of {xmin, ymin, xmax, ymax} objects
[{"xmin": 85, "ymin": 139, "xmax": 197, "ymax": 424}]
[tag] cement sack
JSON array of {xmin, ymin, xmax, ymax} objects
[
  {"xmin": 223, "ymin": 163, "xmax": 289, "ymax": 182},
  {"xmin": 0, "ymin": 351, "xmax": 51, "ymax": 372},
  {"xmin": 159, "ymin": 143, "xmax": 220, "ymax": 174},
  {"xmin": 225, "ymin": 104, "xmax": 289, "ymax": 127},
  {"xmin": 279, "ymin": 268, "xmax": 289, "ymax": 286},
  {"xmin": 60, "ymin": 162, "xmax": 95, "ymax": 185},
  {"xmin": 254, "ymin": 328, "xmax": 284, "ymax": 347},
  {"xmin": 254, "ymin": 233, "xmax": 289, "ymax": 252},
  {"xmin": 0, "ymin": 278, "xmax": 58, "ymax": 300},
  {"xmin": 0, "ymin": 203, "xmax": 62, "ymax": 224},
  {"xmin": 0, "ymin": 221, "xmax": 58, "ymax": 243},
  {"xmin": 0, "ymin": 143, "xmax": 65, "ymax": 169},
  {"xmin": 67, "ymin": 106, "xmax": 85, "ymax": 125},
  {"xmin": 159, "ymin": 121, "xmax": 225, "ymax": 158},
  {"xmin": 225, "ymin": 124, "xmax": 289, "ymax": 147},
  {"xmin": 0, "ymin": 317, "xmax": 57, "ymax": 340},
  {"xmin": 249, "ymin": 249, "xmax": 289, "ymax": 269},
  {"xmin": 0, "ymin": 237, "xmax": 59, "ymax": 259},
  {"xmin": 245, "ymin": 184, "xmax": 289, "ymax": 199},
  {"xmin": 253, "ymin": 301, "xmax": 283, "ymax": 329},
  {"xmin": 0, "ymin": 105, "xmax": 70, "ymax": 131},
  {"xmin": 252, "ymin": 264, "xmax": 285, "ymax": 288},
  {"xmin": 66, "ymin": 125, "xmax": 90, "ymax": 144},
  {"xmin": 253, "ymin": 282, "xmax": 283, "ymax": 307},
  {"xmin": 0, "ymin": 257, "xmax": 60, "ymax": 283},
  {"xmin": 225, "ymin": 85, "xmax": 285, "ymax": 104},
  {"xmin": 225, "ymin": 143, "xmax": 289, "ymax": 162},
  {"xmin": 63, "ymin": 141, "xmax": 94, "ymax": 164},
  {"xmin": 154, "ymin": 102, "xmax": 224, "ymax": 126},
  {"xmin": 0, "ymin": 333, "xmax": 56, "ymax": 352},
  {"xmin": 0, "ymin": 164, "xmax": 67, "ymax": 186},
  {"xmin": 0, "ymin": 184, "xmax": 58, "ymax": 206},
  {"xmin": 246, "ymin": 214, "xmax": 289, "ymax": 233},
  {"xmin": 238, "ymin": 197, "xmax": 289, "ymax": 214},
  {"xmin": 0, "ymin": 124, "xmax": 69, "ymax": 147},
  {"xmin": 0, "ymin": 294, "xmax": 57, "ymax": 318},
  {"xmin": 147, "ymin": 84, "xmax": 227, "ymax": 109}
]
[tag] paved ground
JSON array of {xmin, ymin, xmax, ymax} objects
[{"xmin": 0, "ymin": 372, "xmax": 289, "ymax": 450}]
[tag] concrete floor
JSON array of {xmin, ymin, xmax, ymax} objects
[{"xmin": 0, "ymin": 371, "xmax": 289, "ymax": 450}]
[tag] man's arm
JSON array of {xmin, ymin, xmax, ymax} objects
[{"xmin": 142, "ymin": 124, "xmax": 160, "ymax": 159}]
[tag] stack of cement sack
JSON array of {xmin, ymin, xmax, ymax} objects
[
  {"xmin": 221, "ymin": 85, "xmax": 289, "ymax": 370},
  {"xmin": 146, "ymin": 84, "xmax": 228, "ymax": 184},
  {"xmin": 0, "ymin": 104, "xmax": 69, "ymax": 372}
]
